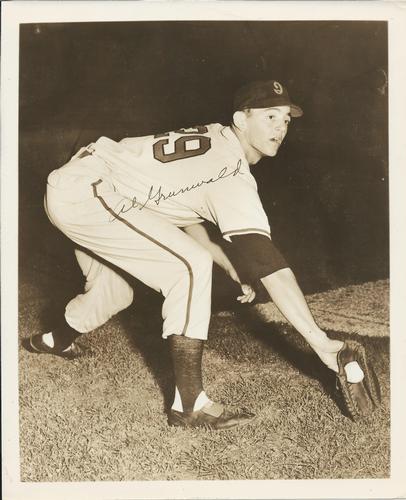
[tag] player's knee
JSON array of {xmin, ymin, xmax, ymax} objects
[
  {"xmin": 106, "ymin": 277, "xmax": 134, "ymax": 313},
  {"xmin": 117, "ymin": 285, "xmax": 134, "ymax": 310},
  {"xmin": 172, "ymin": 247, "xmax": 212, "ymax": 289}
]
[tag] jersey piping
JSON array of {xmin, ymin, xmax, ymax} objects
[{"xmin": 222, "ymin": 228, "xmax": 271, "ymax": 239}]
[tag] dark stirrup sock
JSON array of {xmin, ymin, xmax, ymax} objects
[
  {"xmin": 50, "ymin": 318, "xmax": 82, "ymax": 350},
  {"xmin": 168, "ymin": 335, "xmax": 204, "ymax": 413}
]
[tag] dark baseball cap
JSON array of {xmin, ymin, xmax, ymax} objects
[{"xmin": 233, "ymin": 79, "xmax": 303, "ymax": 117}]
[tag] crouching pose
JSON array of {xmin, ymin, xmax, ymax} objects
[{"xmin": 25, "ymin": 80, "xmax": 380, "ymax": 427}]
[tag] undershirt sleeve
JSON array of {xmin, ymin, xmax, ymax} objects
[{"xmin": 229, "ymin": 233, "xmax": 289, "ymax": 282}]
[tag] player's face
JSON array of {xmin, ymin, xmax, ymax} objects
[{"xmin": 243, "ymin": 106, "xmax": 291, "ymax": 160}]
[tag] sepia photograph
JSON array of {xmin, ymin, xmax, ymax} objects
[{"xmin": 2, "ymin": 2, "xmax": 406, "ymax": 499}]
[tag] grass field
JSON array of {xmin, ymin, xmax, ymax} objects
[{"xmin": 18, "ymin": 278, "xmax": 389, "ymax": 481}]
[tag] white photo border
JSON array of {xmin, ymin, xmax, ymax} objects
[{"xmin": 2, "ymin": 2, "xmax": 406, "ymax": 499}]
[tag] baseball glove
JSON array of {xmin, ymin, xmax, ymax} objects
[{"xmin": 336, "ymin": 339, "xmax": 381, "ymax": 421}]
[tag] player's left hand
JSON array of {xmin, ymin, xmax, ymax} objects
[{"xmin": 237, "ymin": 284, "xmax": 256, "ymax": 304}]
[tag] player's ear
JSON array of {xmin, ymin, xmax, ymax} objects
[{"xmin": 232, "ymin": 111, "xmax": 247, "ymax": 131}]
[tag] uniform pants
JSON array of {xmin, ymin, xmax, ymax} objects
[{"xmin": 45, "ymin": 155, "xmax": 213, "ymax": 340}]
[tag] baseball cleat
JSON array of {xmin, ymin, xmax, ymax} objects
[
  {"xmin": 22, "ymin": 333, "xmax": 83, "ymax": 360},
  {"xmin": 335, "ymin": 339, "xmax": 381, "ymax": 420},
  {"xmin": 168, "ymin": 401, "xmax": 255, "ymax": 430}
]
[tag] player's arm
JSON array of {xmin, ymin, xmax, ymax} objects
[{"xmin": 183, "ymin": 223, "xmax": 255, "ymax": 303}]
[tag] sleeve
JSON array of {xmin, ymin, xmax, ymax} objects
[
  {"xmin": 205, "ymin": 165, "xmax": 271, "ymax": 242},
  {"xmin": 229, "ymin": 233, "xmax": 289, "ymax": 282}
]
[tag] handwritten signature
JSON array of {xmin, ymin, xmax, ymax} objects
[{"xmin": 109, "ymin": 160, "xmax": 243, "ymax": 222}]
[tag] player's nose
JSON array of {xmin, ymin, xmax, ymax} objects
[
  {"xmin": 272, "ymin": 123, "xmax": 287, "ymax": 140},
  {"xmin": 274, "ymin": 120, "xmax": 287, "ymax": 132}
]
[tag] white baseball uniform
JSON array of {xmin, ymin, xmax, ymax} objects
[{"xmin": 45, "ymin": 124, "xmax": 271, "ymax": 339}]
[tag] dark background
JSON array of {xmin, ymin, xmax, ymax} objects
[{"xmin": 19, "ymin": 21, "xmax": 388, "ymax": 307}]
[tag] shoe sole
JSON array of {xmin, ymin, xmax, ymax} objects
[{"xmin": 168, "ymin": 413, "xmax": 256, "ymax": 430}]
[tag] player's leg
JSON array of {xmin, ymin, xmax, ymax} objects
[
  {"xmin": 260, "ymin": 269, "xmax": 343, "ymax": 372},
  {"xmin": 69, "ymin": 197, "xmax": 212, "ymax": 415},
  {"xmin": 65, "ymin": 248, "xmax": 134, "ymax": 334},
  {"xmin": 29, "ymin": 248, "xmax": 134, "ymax": 355},
  {"xmin": 44, "ymin": 176, "xmax": 252, "ymax": 428}
]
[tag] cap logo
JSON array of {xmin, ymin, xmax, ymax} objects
[{"xmin": 273, "ymin": 81, "xmax": 283, "ymax": 95}]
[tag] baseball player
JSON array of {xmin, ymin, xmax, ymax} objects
[{"xmin": 25, "ymin": 80, "xmax": 380, "ymax": 427}]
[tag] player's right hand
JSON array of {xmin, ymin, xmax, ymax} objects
[{"xmin": 237, "ymin": 284, "xmax": 256, "ymax": 304}]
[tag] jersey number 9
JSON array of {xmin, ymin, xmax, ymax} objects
[{"xmin": 153, "ymin": 126, "xmax": 211, "ymax": 163}]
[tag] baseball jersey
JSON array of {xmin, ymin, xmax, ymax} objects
[{"xmin": 74, "ymin": 123, "xmax": 271, "ymax": 241}]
